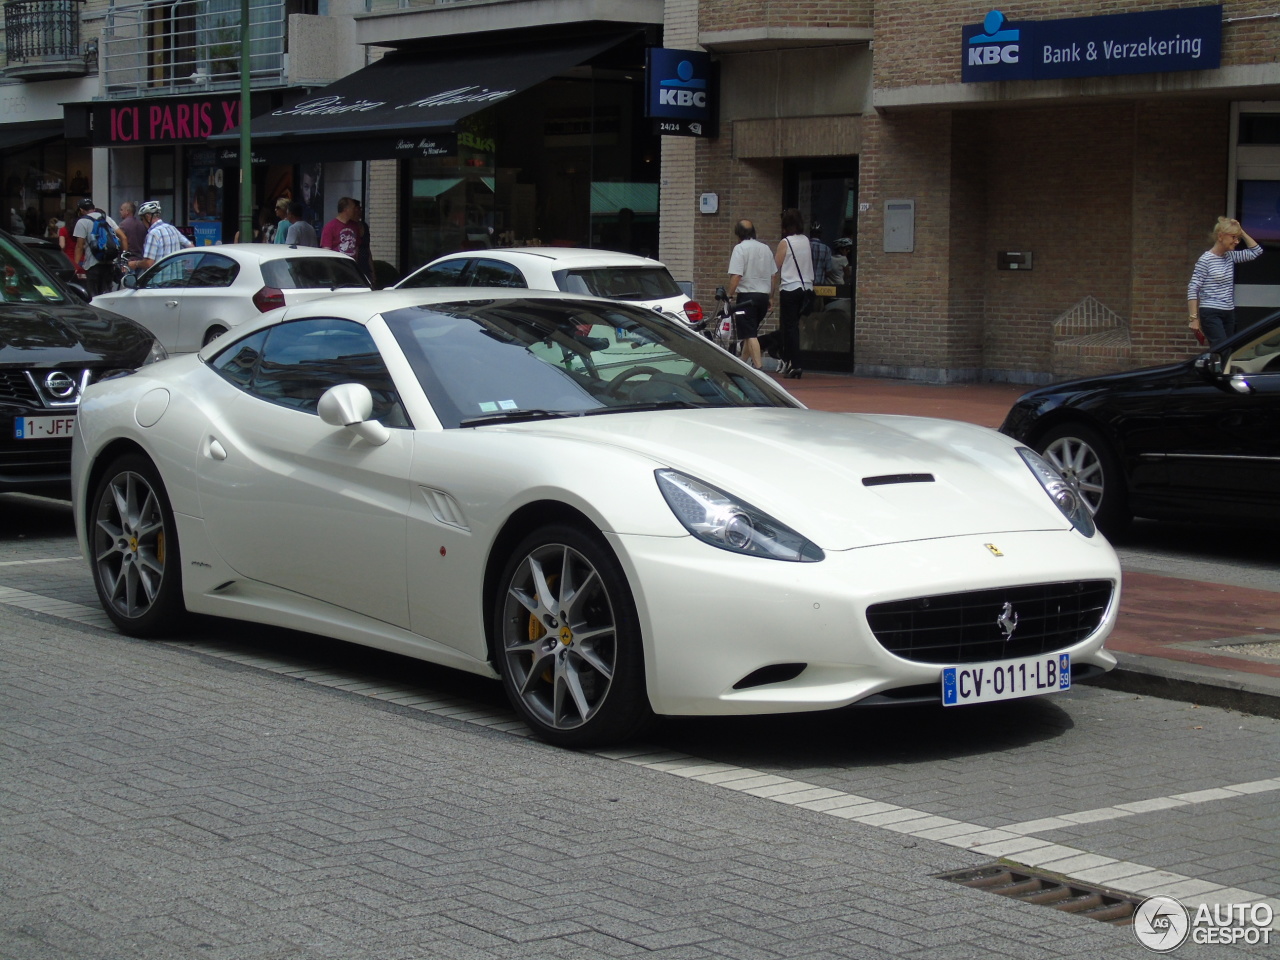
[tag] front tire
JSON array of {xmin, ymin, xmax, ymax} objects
[
  {"xmin": 1036, "ymin": 422, "xmax": 1130, "ymax": 536},
  {"xmin": 495, "ymin": 524, "xmax": 652, "ymax": 748},
  {"xmin": 90, "ymin": 454, "xmax": 186, "ymax": 637}
]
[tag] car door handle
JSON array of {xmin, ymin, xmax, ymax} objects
[
  {"xmin": 165, "ymin": 300, "xmax": 179, "ymax": 308},
  {"xmin": 206, "ymin": 438, "xmax": 227, "ymax": 461}
]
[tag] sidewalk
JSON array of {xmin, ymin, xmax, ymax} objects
[{"xmin": 779, "ymin": 371, "xmax": 1280, "ymax": 718}]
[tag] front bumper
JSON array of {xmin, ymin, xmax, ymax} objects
[{"xmin": 608, "ymin": 527, "xmax": 1120, "ymax": 717}]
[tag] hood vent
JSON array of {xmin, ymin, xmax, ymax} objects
[{"xmin": 862, "ymin": 473, "xmax": 935, "ymax": 487}]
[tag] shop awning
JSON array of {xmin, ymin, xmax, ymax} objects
[
  {"xmin": 0, "ymin": 120, "xmax": 66, "ymax": 153},
  {"xmin": 214, "ymin": 33, "xmax": 627, "ymax": 159}
]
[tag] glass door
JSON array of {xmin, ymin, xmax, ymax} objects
[{"xmin": 785, "ymin": 159, "xmax": 858, "ymax": 372}]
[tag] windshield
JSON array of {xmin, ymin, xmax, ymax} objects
[
  {"xmin": 383, "ymin": 297, "xmax": 797, "ymax": 428},
  {"xmin": 0, "ymin": 232, "xmax": 70, "ymax": 305},
  {"xmin": 553, "ymin": 266, "xmax": 682, "ymax": 301}
]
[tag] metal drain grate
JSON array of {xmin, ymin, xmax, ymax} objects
[{"xmin": 936, "ymin": 864, "xmax": 1140, "ymax": 924}]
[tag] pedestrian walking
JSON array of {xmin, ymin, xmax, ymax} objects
[
  {"xmin": 773, "ymin": 208, "xmax": 814, "ymax": 379},
  {"xmin": 283, "ymin": 202, "xmax": 318, "ymax": 247},
  {"xmin": 72, "ymin": 199, "xmax": 127, "ymax": 296},
  {"xmin": 727, "ymin": 218, "xmax": 776, "ymax": 370},
  {"xmin": 272, "ymin": 197, "xmax": 292, "ymax": 244},
  {"xmin": 1187, "ymin": 216, "xmax": 1262, "ymax": 347},
  {"xmin": 126, "ymin": 200, "xmax": 193, "ymax": 274},
  {"xmin": 117, "ymin": 201, "xmax": 147, "ymax": 261},
  {"xmin": 320, "ymin": 198, "xmax": 360, "ymax": 258}
]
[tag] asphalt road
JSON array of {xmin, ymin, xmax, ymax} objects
[{"xmin": 2, "ymin": 491, "xmax": 1278, "ymax": 959}]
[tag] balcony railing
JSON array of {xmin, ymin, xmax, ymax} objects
[
  {"xmin": 101, "ymin": 0, "xmax": 285, "ymax": 98},
  {"xmin": 2, "ymin": 0, "xmax": 89, "ymax": 79}
]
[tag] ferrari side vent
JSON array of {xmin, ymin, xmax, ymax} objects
[
  {"xmin": 935, "ymin": 864, "xmax": 1139, "ymax": 925},
  {"xmin": 420, "ymin": 487, "xmax": 469, "ymax": 531}
]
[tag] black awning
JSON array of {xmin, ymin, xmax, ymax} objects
[
  {"xmin": 0, "ymin": 120, "xmax": 66, "ymax": 153},
  {"xmin": 214, "ymin": 33, "xmax": 626, "ymax": 151}
]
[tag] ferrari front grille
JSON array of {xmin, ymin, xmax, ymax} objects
[{"xmin": 866, "ymin": 580, "xmax": 1113, "ymax": 665}]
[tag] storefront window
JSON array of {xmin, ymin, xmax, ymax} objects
[
  {"xmin": 400, "ymin": 62, "xmax": 659, "ymax": 274},
  {"xmin": 3, "ymin": 140, "xmax": 93, "ymax": 239}
]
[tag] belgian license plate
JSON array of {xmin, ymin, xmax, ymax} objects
[
  {"xmin": 14, "ymin": 415, "xmax": 75, "ymax": 439},
  {"xmin": 942, "ymin": 653, "xmax": 1070, "ymax": 706}
]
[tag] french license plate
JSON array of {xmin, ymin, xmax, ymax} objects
[
  {"xmin": 942, "ymin": 653, "xmax": 1070, "ymax": 706},
  {"xmin": 14, "ymin": 415, "xmax": 75, "ymax": 439}
]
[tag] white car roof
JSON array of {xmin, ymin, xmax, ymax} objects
[
  {"xmin": 157, "ymin": 243, "xmax": 356, "ymax": 264},
  {"xmin": 430, "ymin": 247, "xmax": 669, "ymax": 270}
]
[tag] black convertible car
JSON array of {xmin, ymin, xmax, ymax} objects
[
  {"xmin": 1, "ymin": 228, "xmax": 165, "ymax": 499},
  {"xmin": 1001, "ymin": 309, "xmax": 1280, "ymax": 535}
]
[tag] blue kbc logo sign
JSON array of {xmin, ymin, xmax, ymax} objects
[
  {"xmin": 658, "ymin": 60, "xmax": 707, "ymax": 108},
  {"xmin": 967, "ymin": 10, "xmax": 1020, "ymax": 66},
  {"xmin": 647, "ymin": 48, "xmax": 713, "ymax": 121}
]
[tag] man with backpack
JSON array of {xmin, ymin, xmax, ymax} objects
[
  {"xmin": 72, "ymin": 199, "xmax": 126, "ymax": 296},
  {"xmin": 125, "ymin": 200, "xmax": 193, "ymax": 274}
]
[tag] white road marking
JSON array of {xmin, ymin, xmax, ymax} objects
[{"xmin": 2, "ymin": 584, "xmax": 1277, "ymax": 923}]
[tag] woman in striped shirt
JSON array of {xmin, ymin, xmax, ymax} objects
[{"xmin": 1187, "ymin": 217, "xmax": 1262, "ymax": 347}]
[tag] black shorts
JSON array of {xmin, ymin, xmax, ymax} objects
[{"xmin": 734, "ymin": 293, "xmax": 769, "ymax": 339}]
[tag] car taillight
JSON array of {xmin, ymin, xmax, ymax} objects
[
  {"xmin": 683, "ymin": 300, "xmax": 703, "ymax": 324},
  {"xmin": 252, "ymin": 286, "xmax": 286, "ymax": 313}
]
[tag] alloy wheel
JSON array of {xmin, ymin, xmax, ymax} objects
[
  {"xmin": 500, "ymin": 542, "xmax": 618, "ymax": 732},
  {"xmin": 93, "ymin": 469, "xmax": 169, "ymax": 620}
]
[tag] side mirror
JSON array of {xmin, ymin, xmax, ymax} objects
[
  {"xmin": 317, "ymin": 382, "xmax": 390, "ymax": 446},
  {"xmin": 714, "ymin": 285, "xmax": 728, "ymax": 301},
  {"xmin": 66, "ymin": 281, "xmax": 91, "ymax": 302},
  {"xmin": 1193, "ymin": 351, "xmax": 1226, "ymax": 378},
  {"xmin": 121, "ymin": 272, "xmax": 139, "ymax": 290}
]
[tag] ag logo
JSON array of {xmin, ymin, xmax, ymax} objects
[{"xmin": 1133, "ymin": 895, "xmax": 1190, "ymax": 952}]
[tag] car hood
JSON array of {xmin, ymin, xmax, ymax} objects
[
  {"xmin": 0, "ymin": 301, "xmax": 154, "ymax": 366},
  {"xmin": 502, "ymin": 407, "xmax": 1069, "ymax": 550}
]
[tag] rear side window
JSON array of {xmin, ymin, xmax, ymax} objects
[
  {"xmin": 470, "ymin": 259, "xmax": 527, "ymax": 288},
  {"xmin": 261, "ymin": 256, "xmax": 369, "ymax": 290},
  {"xmin": 188, "ymin": 253, "xmax": 239, "ymax": 288},
  {"xmin": 399, "ymin": 259, "xmax": 469, "ymax": 289},
  {"xmin": 554, "ymin": 267, "xmax": 681, "ymax": 301}
]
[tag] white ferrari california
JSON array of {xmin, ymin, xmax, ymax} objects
[{"xmin": 72, "ymin": 289, "xmax": 1120, "ymax": 746}]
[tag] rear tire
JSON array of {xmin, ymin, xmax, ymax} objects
[
  {"xmin": 89, "ymin": 454, "xmax": 186, "ymax": 637},
  {"xmin": 1036, "ymin": 422, "xmax": 1130, "ymax": 537},
  {"xmin": 494, "ymin": 524, "xmax": 652, "ymax": 748},
  {"xmin": 202, "ymin": 325, "xmax": 227, "ymax": 347}
]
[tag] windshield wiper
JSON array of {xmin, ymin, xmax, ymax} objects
[
  {"xmin": 581, "ymin": 400, "xmax": 707, "ymax": 416},
  {"xmin": 459, "ymin": 408, "xmax": 593, "ymax": 427}
]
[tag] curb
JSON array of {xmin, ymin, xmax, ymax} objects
[{"xmin": 1084, "ymin": 652, "xmax": 1280, "ymax": 720}]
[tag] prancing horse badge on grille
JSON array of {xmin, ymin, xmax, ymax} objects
[{"xmin": 997, "ymin": 602, "xmax": 1019, "ymax": 640}]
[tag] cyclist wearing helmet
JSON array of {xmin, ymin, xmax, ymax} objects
[{"xmin": 128, "ymin": 200, "xmax": 192, "ymax": 273}]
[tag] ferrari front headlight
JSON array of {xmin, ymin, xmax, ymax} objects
[
  {"xmin": 1018, "ymin": 447, "xmax": 1096, "ymax": 537},
  {"xmin": 656, "ymin": 470, "xmax": 824, "ymax": 562}
]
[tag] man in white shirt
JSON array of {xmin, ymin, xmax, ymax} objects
[{"xmin": 727, "ymin": 219, "xmax": 777, "ymax": 370}]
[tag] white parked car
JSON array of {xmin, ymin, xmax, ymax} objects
[
  {"xmin": 71, "ymin": 289, "xmax": 1119, "ymax": 747},
  {"xmin": 395, "ymin": 247, "xmax": 704, "ymax": 328},
  {"xmin": 94, "ymin": 244, "xmax": 371, "ymax": 353}
]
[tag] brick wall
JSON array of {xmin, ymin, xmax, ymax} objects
[
  {"xmin": 699, "ymin": 0, "xmax": 872, "ymax": 32},
  {"xmin": 693, "ymin": 132, "xmax": 782, "ymax": 318},
  {"xmin": 1130, "ymin": 99, "xmax": 1230, "ymax": 366},
  {"xmin": 855, "ymin": 99, "xmax": 1232, "ymax": 381}
]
